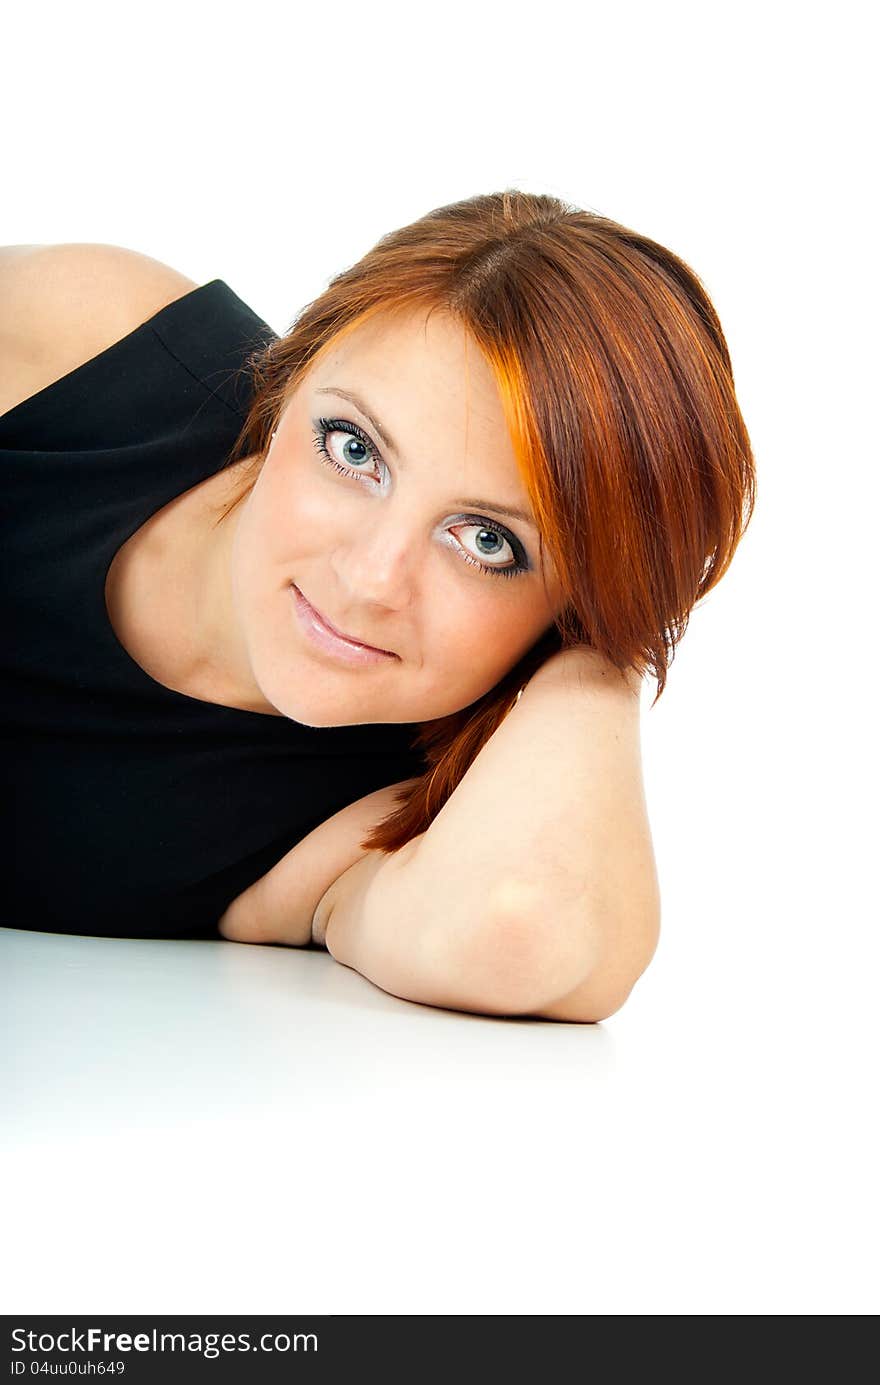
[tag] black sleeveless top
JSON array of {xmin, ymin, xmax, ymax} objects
[{"xmin": 0, "ymin": 280, "xmax": 428, "ymax": 939}]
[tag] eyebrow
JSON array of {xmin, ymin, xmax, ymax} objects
[{"xmin": 315, "ymin": 385, "xmax": 537, "ymax": 528}]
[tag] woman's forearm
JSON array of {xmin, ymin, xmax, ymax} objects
[
  {"xmin": 218, "ymin": 778, "xmax": 421, "ymax": 946},
  {"xmin": 318, "ymin": 839, "xmax": 564, "ymax": 1018}
]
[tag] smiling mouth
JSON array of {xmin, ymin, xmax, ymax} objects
[{"xmin": 291, "ymin": 585, "xmax": 397, "ymax": 658}]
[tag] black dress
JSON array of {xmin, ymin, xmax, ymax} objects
[{"xmin": 0, "ymin": 279, "xmax": 427, "ymax": 939}]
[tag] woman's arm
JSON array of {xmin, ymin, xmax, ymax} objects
[
  {"xmin": 313, "ymin": 648, "xmax": 661, "ymax": 1023},
  {"xmin": 0, "ymin": 242, "xmax": 198, "ymax": 417},
  {"xmin": 217, "ymin": 777, "xmax": 422, "ymax": 946}
]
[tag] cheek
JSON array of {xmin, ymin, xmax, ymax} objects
[
  {"xmin": 426, "ymin": 587, "xmax": 533, "ymax": 673},
  {"xmin": 249, "ymin": 456, "xmax": 329, "ymax": 562}
]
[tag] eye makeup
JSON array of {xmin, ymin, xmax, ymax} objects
[{"xmin": 310, "ymin": 416, "xmax": 531, "ymax": 581}]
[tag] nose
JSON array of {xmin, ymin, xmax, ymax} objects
[{"xmin": 329, "ymin": 508, "xmax": 415, "ymax": 613}]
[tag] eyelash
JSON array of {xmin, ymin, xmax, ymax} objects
[{"xmin": 310, "ymin": 416, "xmax": 529, "ymax": 581}]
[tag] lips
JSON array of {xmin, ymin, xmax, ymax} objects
[{"xmin": 293, "ymin": 585, "xmax": 396, "ymax": 657}]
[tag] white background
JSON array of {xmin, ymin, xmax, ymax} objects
[{"xmin": 2, "ymin": 0, "xmax": 876, "ymax": 1316}]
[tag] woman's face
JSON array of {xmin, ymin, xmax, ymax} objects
[{"xmin": 229, "ymin": 305, "xmax": 566, "ymax": 728}]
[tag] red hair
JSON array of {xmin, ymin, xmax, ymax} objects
[{"xmin": 215, "ymin": 189, "xmax": 757, "ymax": 853}]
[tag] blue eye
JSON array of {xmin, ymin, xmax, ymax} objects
[{"xmin": 311, "ymin": 416, "xmax": 530, "ymax": 581}]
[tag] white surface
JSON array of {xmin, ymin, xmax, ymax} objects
[{"xmin": 2, "ymin": 904, "xmax": 876, "ymax": 1315}]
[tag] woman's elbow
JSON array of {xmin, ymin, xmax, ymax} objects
[{"xmin": 479, "ymin": 880, "xmax": 660, "ymax": 1022}]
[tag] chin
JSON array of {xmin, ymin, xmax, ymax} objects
[{"xmin": 260, "ymin": 680, "xmax": 385, "ymax": 730}]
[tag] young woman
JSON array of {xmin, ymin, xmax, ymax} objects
[{"xmin": 0, "ymin": 190, "xmax": 756, "ymax": 1022}]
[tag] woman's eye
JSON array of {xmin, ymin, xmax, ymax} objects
[
  {"xmin": 311, "ymin": 416, "xmax": 529, "ymax": 580},
  {"xmin": 449, "ymin": 522, "xmax": 520, "ymax": 576},
  {"xmin": 313, "ymin": 420, "xmax": 380, "ymax": 477}
]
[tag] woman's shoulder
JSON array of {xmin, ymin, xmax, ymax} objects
[{"xmin": 0, "ymin": 243, "xmax": 200, "ymax": 420}]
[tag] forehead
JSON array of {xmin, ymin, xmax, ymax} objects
[{"xmin": 309, "ymin": 305, "xmax": 502, "ymax": 421}]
